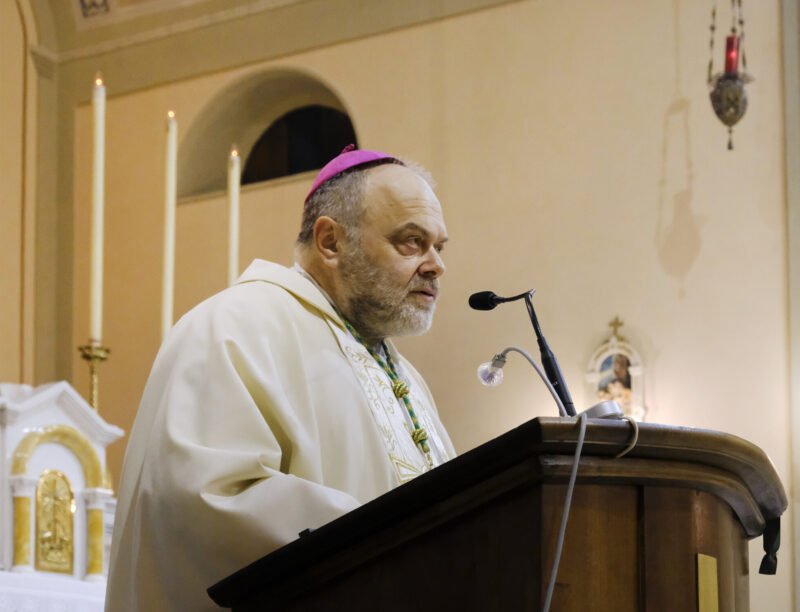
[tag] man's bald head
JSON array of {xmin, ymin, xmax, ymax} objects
[
  {"xmin": 296, "ymin": 158, "xmax": 445, "ymax": 344},
  {"xmin": 296, "ymin": 159, "xmax": 402, "ymax": 247}
]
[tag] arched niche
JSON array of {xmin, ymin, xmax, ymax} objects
[{"xmin": 179, "ymin": 69, "xmax": 355, "ymax": 198}]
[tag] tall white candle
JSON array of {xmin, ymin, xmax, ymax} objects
[
  {"xmin": 89, "ymin": 75, "xmax": 106, "ymax": 343},
  {"xmin": 162, "ymin": 111, "xmax": 177, "ymax": 340},
  {"xmin": 227, "ymin": 146, "xmax": 241, "ymax": 287}
]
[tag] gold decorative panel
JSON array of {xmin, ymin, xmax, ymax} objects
[
  {"xmin": 13, "ymin": 424, "xmax": 103, "ymax": 488},
  {"xmin": 87, "ymin": 508, "xmax": 104, "ymax": 575},
  {"xmin": 35, "ymin": 470, "xmax": 75, "ymax": 574},
  {"xmin": 697, "ymin": 553, "xmax": 719, "ymax": 612},
  {"xmin": 13, "ymin": 497, "xmax": 31, "ymax": 567}
]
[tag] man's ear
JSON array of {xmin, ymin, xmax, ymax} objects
[{"xmin": 313, "ymin": 216, "xmax": 342, "ymax": 264}]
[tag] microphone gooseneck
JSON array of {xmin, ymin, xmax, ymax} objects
[
  {"xmin": 477, "ymin": 347, "xmax": 567, "ymax": 417},
  {"xmin": 470, "ymin": 288, "xmax": 576, "ymax": 417},
  {"xmin": 468, "ymin": 289, "xmax": 535, "ymax": 311},
  {"xmin": 523, "ymin": 294, "xmax": 576, "ymax": 417}
]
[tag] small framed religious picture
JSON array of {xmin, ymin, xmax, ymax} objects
[{"xmin": 585, "ymin": 317, "xmax": 646, "ymax": 421}]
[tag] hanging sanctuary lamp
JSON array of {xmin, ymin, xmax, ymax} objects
[{"xmin": 707, "ymin": 0, "xmax": 752, "ymax": 150}]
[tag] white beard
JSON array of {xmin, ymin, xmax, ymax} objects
[{"xmin": 339, "ymin": 243, "xmax": 437, "ymax": 343}]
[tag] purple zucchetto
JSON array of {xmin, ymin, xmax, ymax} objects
[{"xmin": 305, "ymin": 144, "xmax": 400, "ymax": 204}]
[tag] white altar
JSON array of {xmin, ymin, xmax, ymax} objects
[{"xmin": 0, "ymin": 382, "xmax": 123, "ymax": 610}]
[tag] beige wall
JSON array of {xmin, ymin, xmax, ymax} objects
[
  {"xmin": 0, "ymin": 1, "xmax": 38, "ymax": 384},
  {"xmin": 783, "ymin": 0, "xmax": 800, "ymax": 598},
  {"xmin": 48, "ymin": 0, "xmax": 800, "ymax": 608},
  {"xmin": 0, "ymin": 2, "xmax": 25, "ymax": 382}
]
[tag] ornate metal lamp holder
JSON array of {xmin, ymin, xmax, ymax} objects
[{"xmin": 708, "ymin": 0, "xmax": 752, "ymax": 150}]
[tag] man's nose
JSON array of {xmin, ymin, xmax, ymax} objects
[{"xmin": 419, "ymin": 248, "xmax": 445, "ymax": 278}]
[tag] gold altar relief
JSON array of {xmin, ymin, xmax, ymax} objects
[{"xmin": 35, "ymin": 470, "xmax": 75, "ymax": 574}]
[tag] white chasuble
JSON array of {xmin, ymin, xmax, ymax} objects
[
  {"xmin": 330, "ymin": 324, "xmax": 450, "ymax": 481},
  {"xmin": 106, "ymin": 260, "xmax": 456, "ymax": 612}
]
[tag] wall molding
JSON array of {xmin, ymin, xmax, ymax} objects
[
  {"xmin": 36, "ymin": 0, "xmax": 520, "ymax": 68},
  {"xmin": 48, "ymin": 0, "xmax": 300, "ymax": 61}
]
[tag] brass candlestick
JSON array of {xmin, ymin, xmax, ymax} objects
[{"xmin": 78, "ymin": 343, "xmax": 110, "ymax": 411}]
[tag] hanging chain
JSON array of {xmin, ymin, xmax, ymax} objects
[
  {"xmin": 708, "ymin": 2, "xmax": 717, "ymax": 84},
  {"xmin": 736, "ymin": 0, "xmax": 747, "ymax": 74},
  {"xmin": 709, "ymin": 0, "xmax": 748, "ymax": 83}
]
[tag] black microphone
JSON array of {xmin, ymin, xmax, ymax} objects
[
  {"xmin": 469, "ymin": 290, "xmax": 533, "ymax": 311},
  {"xmin": 468, "ymin": 291, "xmax": 501, "ymax": 310}
]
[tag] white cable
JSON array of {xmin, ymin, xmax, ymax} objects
[
  {"xmin": 500, "ymin": 346, "xmax": 568, "ymax": 417},
  {"xmin": 541, "ymin": 412, "xmax": 587, "ymax": 612},
  {"xmin": 614, "ymin": 415, "xmax": 639, "ymax": 458}
]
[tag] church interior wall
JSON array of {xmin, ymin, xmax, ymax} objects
[
  {"xmin": 5, "ymin": 0, "xmax": 795, "ymax": 608},
  {"xmin": 1, "ymin": 0, "xmax": 42, "ymax": 387},
  {"xmin": 783, "ymin": 0, "xmax": 800, "ymax": 600},
  {"xmin": 0, "ymin": 1, "xmax": 26, "ymax": 383}
]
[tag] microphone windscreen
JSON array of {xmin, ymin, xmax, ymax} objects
[{"xmin": 469, "ymin": 291, "xmax": 499, "ymax": 311}]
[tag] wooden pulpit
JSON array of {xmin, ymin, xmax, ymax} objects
[{"xmin": 208, "ymin": 417, "xmax": 787, "ymax": 611}]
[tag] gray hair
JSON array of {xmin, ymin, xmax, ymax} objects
[{"xmin": 296, "ymin": 158, "xmax": 435, "ymax": 247}]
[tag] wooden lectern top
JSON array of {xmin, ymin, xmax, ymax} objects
[
  {"xmin": 533, "ymin": 417, "xmax": 786, "ymax": 536},
  {"xmin": 208, "ymin": 417, "xmax": 787, "ymax": 610}
]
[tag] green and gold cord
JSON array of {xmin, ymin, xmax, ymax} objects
[{"xmin": 341, "ymin": 319, "xmax": 432, "ymax": 463}]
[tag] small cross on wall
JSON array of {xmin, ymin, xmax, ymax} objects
[{"xmin": 608, "ymin": 316, "xmax": 626, "ymax": 340}]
